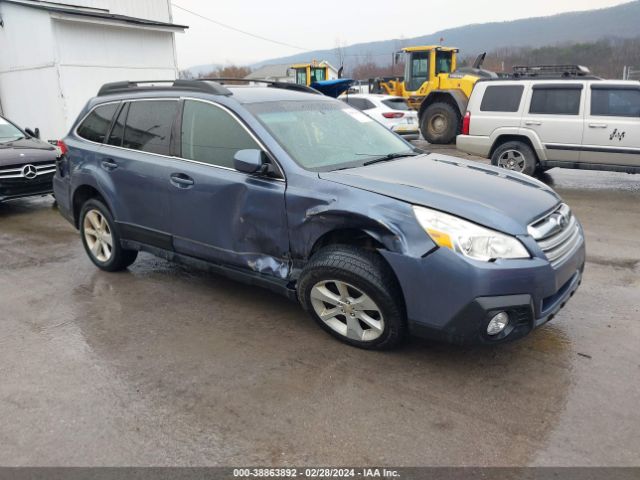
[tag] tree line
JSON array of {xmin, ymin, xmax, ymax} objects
[{"xmin": 180, "ymin": 36, "xmax": 640, "ymax": 82}]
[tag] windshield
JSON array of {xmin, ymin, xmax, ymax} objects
[
  {"xmin": 247, "ymin": 100, "xmax": 414, "ymax": 171},
  {"xmin": 0, "ymin": 117, "xmax": 24, "ymax": 143}
]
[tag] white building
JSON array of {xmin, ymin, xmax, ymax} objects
[{"xmin": 0, "ymin": 0, "xmax": 187, "ymax": 139}]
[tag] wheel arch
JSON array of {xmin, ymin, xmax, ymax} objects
[
  {"xmin": 303, "ymin": 225, "xmax": 411, "ymax": 313},
  {"xmin": 489, "ymin": 134, "xmax": 540, "ymax": 161},
  {"xmin": 418, "ymin": 89, "xmax": 468, "ymax": 119},
  {"xmin": 71, "ymin": 184, "xmax": 111, "ymax": 228},
  {"xmin": 308, "ymin": 227, "xmax": 387, "ymax": 259}
]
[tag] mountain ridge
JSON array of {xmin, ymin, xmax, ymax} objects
[
  {"xmin": 250, "ymin": 1, "xmax": 640, "ymax": 69},
  {"xmin": 173, "ymin": 0, "xmax": 636, "ymax": 76}
]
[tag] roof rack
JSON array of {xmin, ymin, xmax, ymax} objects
[
  {"xmin": 199, "ymin": 78, "xmax": 322, "ymax": 95},
  {"xmin": 97, "ymin": 80, "xmax": 233, "ymax": 97},
  {"xmin": 512, "ymin": 65, "xmax": 593, "ymax": 79}
]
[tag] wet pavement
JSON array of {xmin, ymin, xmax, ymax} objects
[{"xmin": 0, "ymin": 151, "xmax": 639, "ymax": 466}]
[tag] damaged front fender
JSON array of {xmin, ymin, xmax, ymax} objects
[{"xmin": 286, "ymin": 174, "xmax": 437, "ymax": 273}]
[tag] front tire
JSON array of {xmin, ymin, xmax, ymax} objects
[
  {"xmin": 420, "ymin": 102, "xmax": 460, "ymax": 144},
  {"xmin": 80, "ymin": 199, "xmax": 138, "ymax": 272},
  {"xmin": 491, "ymin": 141, "xmax": 538, "ymax": 176},
  {"xmin": 298, "ymin": 245, "xmax": 406, "ymax": 350}
]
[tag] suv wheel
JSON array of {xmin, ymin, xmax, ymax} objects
[
  {"xmin": 492, "ymin": 141, "xmax": 538, "ymax": 176},
  {"xmin": 80, "ymin": 199, "xmax": 138, "ymax": 272},
  {"xmin": 421, "ymin": 102, "xmax": 460, "ymax": 144},
  {"xmin": 298, "ymin": 245, "xmax": 406, "ymax": 350}
]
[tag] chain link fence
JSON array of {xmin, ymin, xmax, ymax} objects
[{"xmin": 622, "ymin": 66, "xmax": 640, "ymax": 80}]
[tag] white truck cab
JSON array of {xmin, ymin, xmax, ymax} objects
[{"xmin": 457, "ymin": 77, "xmax": 640, "ymax": 176}]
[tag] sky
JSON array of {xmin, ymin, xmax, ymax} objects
[{"xmin": 171, "ymin": 0, "xmax": 631, "ymax": 69}]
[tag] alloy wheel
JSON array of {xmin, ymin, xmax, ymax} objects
[
  {"xmin": 83, "ymin": 209, "xmax": 113, "ymax": 263},
  {"xmin": 498, "ymin": 149, "xmax": 526, "ymax": 172},
  {"xmin": 310, "ymin": 280, "xmax": 385, "ymax": 342}
]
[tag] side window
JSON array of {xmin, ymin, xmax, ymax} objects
[
  {"xmin": 361, "ymin": 99, "xmax": 376, "ymax": 111},
  {"xmin": 107, "ymin": 103, "xmax": 128, "ymax": 147},
  {"xmin": 180, "ymin": 100, "xmax": 260, "ymax": 169},
  {"xmin": 591, "ymin": 87, "xmax": 640, "ymax": 117},
  {"xmin": 77, "ymin": 103, "xmax": 119, "ymax": 143},
  {"xmin": 529, "ymin": 87, "xmax": 582, "ymax": 115},
  {"xmin": 345, "ymin": 98, "xmax": 365, "ymax": 110},
  {"xmin": 122, "ymin": 100, "xmax": 179, "ymax": 155},
  {"xmin": 480, "ymin": 85, "xmax": 524, "ymax": 112}
]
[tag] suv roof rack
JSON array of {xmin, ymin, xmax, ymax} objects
[
  {"xmin": 199, "ymin": 78, "xmax": 322, "ymax": 95},
  {"xmin": 512, "ymin": 65, "xmax": 595, "ymax": 79},
  {"xmin": 97, "ymin": 80, "xmax": 233, "ymax": 97}
]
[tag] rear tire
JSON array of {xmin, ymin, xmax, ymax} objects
[
  {"xmin": 420, "ymin": 102, "xmax": 460, "ymax": 144},
  {"xmin": 80, "ymin": 199, "xmax": 138, "ymax": 272},
  {"xmin": 491, "ymin": 141, "xmax": 538, "ymax": 176},
  {"xmin": 298, "ymin": 245, "xmax": 406, "ymax": 350}
]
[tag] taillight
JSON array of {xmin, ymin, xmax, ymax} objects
[
  {"xmin": 461, "ymin": 111, "xmax": 471, "ymax": 135},
  {"xmin": 56, "ymin": 140, "xmax": 69, "ymax": 157},
  {"xmin": 383, "ymin": 112, "xmax": 405, "ymax": 119}
]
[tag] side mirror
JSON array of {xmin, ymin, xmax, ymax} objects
[
  {"xmin": 25, "ymin": 127, "xmax": 40, "ymax": 139},
  {"xmin": 234, "ymin": 149, "xmax": 267, "ymax": 174}
]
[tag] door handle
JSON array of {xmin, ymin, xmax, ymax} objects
[
  {"xmin": 589, "ymin": 123, "xmax": 608, "ymax": 129},
  {"xmin": 170, "ymin": 173, "xmax": 195, "ymax": 188},
  {"xmin": 525, "ymin": 121, "xmax": 542, "ymax": 126},
  {"xmin": 101, "ymin": 159, "xmax": 118, "ymax": 171}
]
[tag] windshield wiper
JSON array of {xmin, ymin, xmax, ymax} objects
[{"xmin": 361, "ymin": 152, "xmax": 420, "ymax": 166}]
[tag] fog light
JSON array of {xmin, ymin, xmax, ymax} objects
[{"xmin": 487, "ymin": 312, "xmax": 510, "ymax": 336}]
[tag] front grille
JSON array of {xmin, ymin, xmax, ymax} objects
[
  {"xmin": 0, "ymin": 162, "xmax": 56, "ymax": 180},
  {"xmin": 528, "ymin": 204, "xmax": 583, "ymax": 268}
]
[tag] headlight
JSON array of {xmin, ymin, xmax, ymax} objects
[{"xmin": 413, "ymin": 206, "xmax": 530, "ymax": 261}]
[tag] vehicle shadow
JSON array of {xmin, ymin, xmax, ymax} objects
[
  {"xmin": 65, "ymin": 255, "xmax": 573, "ymax": 466},
  {"xmin": 0, "ymin": 196, "xmax": 57, "ymax": 219}
]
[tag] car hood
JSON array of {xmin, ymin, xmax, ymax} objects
[
  {"xmin": 319, "ymin": 154, "xmax": 561, "ymax": 235},
  {"xmin": 0, "ymin": 138, "xmax": 57, "ymax": 167}
]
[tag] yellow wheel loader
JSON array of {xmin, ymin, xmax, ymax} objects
[
  {"xmin": 291, "ymin": 62, "xmax": 331, "ymax": 87},
  {"xmin": 372, "ymin": 46, "xmax": 497, "ymax": 144}
]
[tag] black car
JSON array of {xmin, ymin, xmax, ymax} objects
[{"xmin": 0, "ymin": 115, "xmax": 59, "ymax": 203}]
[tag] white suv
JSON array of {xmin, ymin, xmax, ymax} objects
[{"xmin": 457, "ymin": 79, "xmax": 640, "ymax": 176}]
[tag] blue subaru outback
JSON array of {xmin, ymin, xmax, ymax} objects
[{"xmin": 53, "ymin": 80, "xmax": 585, "ymax": 349}]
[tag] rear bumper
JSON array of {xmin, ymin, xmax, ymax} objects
[
  {"xmin": 381, "ymin": 237, "xmax": 586, "ymax": 345},
  {"xmin": 456, "ymin": 134, "xmax": 492, "ymax": 158},
  {"xmin": 52, "ymin": 174, "xmax": 75, "ymax": 225},
  {"xmin": 392, "ymin": 125, "xmax": 419, "ymax": 136}
]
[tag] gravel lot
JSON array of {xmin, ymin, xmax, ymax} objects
[{"xmin": 1, "ymin": 145, "xmax": 639, "ymax": 466}]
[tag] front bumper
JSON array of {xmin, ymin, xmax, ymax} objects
[
  {"xmin": 381, "ymin": 237, "xmax": 586, "ymax": 345},
  {"xmin": 0, "ymin": 174, "xmax": 54, "ymax": 202}
]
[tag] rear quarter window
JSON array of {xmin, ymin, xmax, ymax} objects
[
  {"xmin": 122, "ymin": 100, "xmax": 179, "ymax": 156},
  {"xmin": 480, "ymin": 85, "xmax": 524, "ymax": 112},
  {"xmin": 77, "ymin": 103, "xmax": 119, "ymax": 143}
]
